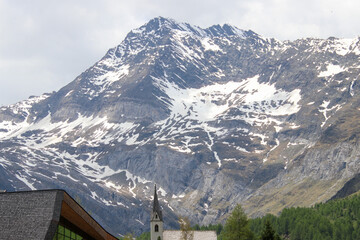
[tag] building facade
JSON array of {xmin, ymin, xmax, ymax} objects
[
  {"xmin": 163, "ymin": 230, "xmax": 217, "ymax": 240},
  {"xmin": 150, "ymin": 185, "xmax": 163, "ymax": 240},
  {"xmin": 150, "ymin": 186, "xmax": 216, "ymax": 240}
]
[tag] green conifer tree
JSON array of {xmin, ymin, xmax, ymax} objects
[
  {"xmin": 260, "ymin": 220, "xmax": 280, "ymax": 240},
  {"xmin": 221, "ymin": 204, "xmax": 254, "ymax": 240}
]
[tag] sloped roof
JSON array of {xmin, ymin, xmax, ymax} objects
[
  {"xmin": 0, "ymin": 189, "xmax": 117, "ymax": 240},
  {"xmin": 0, "ymin": 189, "xmax": 62, "ymax": 240}
]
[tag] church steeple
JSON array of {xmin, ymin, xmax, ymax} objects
[
  {"xmin": 151, "ymin": 184, "xmax": 163, "ymax": 240},
  {"xmin": 152, "ymin": 184, "xmax": 163, "ymax": 221}
]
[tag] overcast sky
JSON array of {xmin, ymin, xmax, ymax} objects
[{"xmin": 1, "ymin": 0, "xmax": 360, "ymax": 106}]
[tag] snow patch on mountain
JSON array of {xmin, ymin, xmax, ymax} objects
[
  {"xmin": 171, "ymin": 30, "xmax": 203, "ymax": 61},
  {"xmin": 16, "ymin": 172, "xmax": 36, "ymax": 190},
  {"xmin": 0, "ymin": 111, "xmax": 140, "ymax": 149},
  {"xmin": 153, "ymin": 76, "xmax": 243, "ymax": 122},
  {"xmin": 84, "ymin": 64, "xmax": 130, "ymax": 98},
  {"xmin": 92, "ymin": 65, "xmax": 129, "ymax": 85},
  {"xmin": 306, "ymin": 38, "xmax": 358, "ymax": 56},
  {"xmin": 0, "ymin": 94, "xmax": 50, "ymax": 114},
  {"xmin": 333, "ymin": 38, "xmax": 354, "ymax": 56},
  {"xmin": 240, "ymin": 76, "xmax": 302, "ymax": 116},
  {"xmin": 319, "ymin": 64, "xmax": 346, "ymax": 78},
  {"xmin": 319, "ymin": 101, "xmax": 343, "ymax": 128},
  {"xmin": 150, "ymin": 75, "xmax": 301, "ymax": 161},
  {"xmin": 0, "ymin": 94, "xmax": 51, "ymax": 136},
  {"xmin": 350, "ymin": 81, "xmax": 356, "ymax": 96},
  {"xmin": 201, "ymin": 38, "xmax": 222, "ymax": 52}
]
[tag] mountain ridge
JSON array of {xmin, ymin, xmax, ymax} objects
[{"xmin": 1, "ymin": 17, "xmax": 360, "ymax": 236}]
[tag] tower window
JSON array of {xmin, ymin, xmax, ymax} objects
[
  {"xmin": 155, "ymin": 224, "xmax": 159, "ymax": 232},
  {"xmin": 157, "ymin": 237, "xmax": 161, "ymax": 240},
  {"xmin": 155, "ymin": 214, "xmax": 158, "ymax": 219}
]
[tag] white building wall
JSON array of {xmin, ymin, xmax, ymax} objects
[
  {"xmin": 163, "ymin": 230, "xmax": 217, "ymax": 240},
  {"xmin": 150, "ymin": 220, "xmax": 163, "ymax": 240}
]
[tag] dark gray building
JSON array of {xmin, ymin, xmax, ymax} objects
[{"xmin": 0, "ymin": 189, "xmax": 117, "ymax": 240}]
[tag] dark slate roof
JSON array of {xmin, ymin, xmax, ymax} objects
[
  {"xmin": 0, "ymin": 189, "xmax": 63, "ymax": 240},
  {"xmin": 0, "ymin": 189, "xmax": 118, "ymax": 240},
  {"xmin": 152, "ymin": 185, "xmax": 163, "ymax": 221}
]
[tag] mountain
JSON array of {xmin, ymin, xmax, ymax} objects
[{"xmin": 1, "ymin": 16, "xmax": 360, "ymax": 236}]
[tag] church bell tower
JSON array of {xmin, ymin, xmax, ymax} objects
[{"xmin": 150, "ymin": 185, "xmax": 163, "ymax": 240}]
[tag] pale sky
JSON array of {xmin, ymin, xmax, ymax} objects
[{"xmin": 1, "ymin": 0, "xmax": 360, "ymax": 106}]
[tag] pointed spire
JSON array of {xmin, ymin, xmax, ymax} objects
[{"xmin": 152, "ymin": 184, "xmax": 163, "ymax": 221}]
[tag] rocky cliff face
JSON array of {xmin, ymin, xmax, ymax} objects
[{"xmin": 1, "ymin": 17, "xmax": 360, "ymax": 236}]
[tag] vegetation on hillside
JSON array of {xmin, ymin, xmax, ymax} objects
[
  {"xmin": 192, "ymin": 223, "xmax": 223, "ymax": 235},
  {"xmin": 133, "ymin": 193, "xmax": 360, "ymax": 240},
  {"xmin": 250, "ymin": 193, "xmax": 360, "ymax": 239}
]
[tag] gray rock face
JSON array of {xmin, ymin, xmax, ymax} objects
[{"xmin": 1, "ymin": 17, "xmax": 360, "ymax": 236}]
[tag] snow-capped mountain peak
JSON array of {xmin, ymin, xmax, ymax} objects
[{"xmin": 1, "ymin": 17, "xmax": 360, "ymax": 236}]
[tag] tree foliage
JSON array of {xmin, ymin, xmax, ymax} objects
[
  {"xmin": 179, "ymin": 216, "xmax": 194, "ymax": 240},
  {"xmin": 250, "ymin": 193, "xmax": 360, "ymax": 240},
  {"xmin": 119, "ymin": 233, "xmax": 134, "ymax": 240},
  {"xmin": 260, "ymin": 220, "xmax": 281, "ymax": 240},
  {"xmin": 193, "ymin": 223, "xmax": 223, "ymax": 235},
  {"xmin": 136, "ymin": 232, "xmax": 150, "ymax": 240},
  {"xmin": 220, "ymin": 204, "xmax": 254, "ymax": 240}
]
